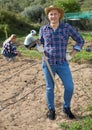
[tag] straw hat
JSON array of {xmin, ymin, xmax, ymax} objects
[{"xmin": 45, "ymin": 5, "xmax": 64, "ymax": 19}]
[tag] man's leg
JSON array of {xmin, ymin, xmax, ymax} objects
[
  {"xmin": 56, "ymin": 61, "xmax": 75, "ymax": 119},
  {"xmin": 42, "ymin": 61, "xmax": 56, "ymax": 120}
]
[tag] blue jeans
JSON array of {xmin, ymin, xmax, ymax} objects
[{"xmin": 42, "ymin": 61, "xmax": 74, "ymax": 110}]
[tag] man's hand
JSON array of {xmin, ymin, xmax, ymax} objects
[
  {"xmin": 37, "ymin": 44, "xmax": 44, "ymax": 53},
  {"xmin": 66, "ymin": 53, "xmax": 72, "ymax": 61},
  {"xmin": 66, "ymin": 50, "xmax": 77, "ymax": 61}
]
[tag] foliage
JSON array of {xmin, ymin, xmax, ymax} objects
[
  {"xmin": 77, "ymin": 0, "xmax": 92, "ymax": 11},
  {"xmin": 0, "ymin": 0, "xmax": 31, "ymax": 13},
  {"xmin": 0, "ymin": 0, "xmax": 92, "ymax": 13},
  {"xmin": 21, "ymin": 5, "xmax": 44, "ymax": 23},
  {"xmin": 0, "ymin": 1, "xmax": 92, "ymax": 38},
  {"xmin": 0, "ymin": 10, "xmax": 35, "ymax": 38},
  {"xmin": 0, "ymin": 24, "xmax": 10, "ymax": 39},
  {"xmin": 54, "ymin": 0, "xmax": 81, "ymax": 13}
]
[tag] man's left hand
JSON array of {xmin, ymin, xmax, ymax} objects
[{"xmin": 66, "ymin": 53, "xmax": 72, "ymax": 61}]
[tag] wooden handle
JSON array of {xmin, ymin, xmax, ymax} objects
[
  {"xmin": 36, "ymin": 39, "xmax": 60, "ymax": 92},
  {"xmin": 43, "ymin": 53, "xmax": 59, "ymax": 92}
]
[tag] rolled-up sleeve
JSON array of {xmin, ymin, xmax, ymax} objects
[{"xmin": 68, "ymin": 24, "xmax": 85, "ymax": 51}]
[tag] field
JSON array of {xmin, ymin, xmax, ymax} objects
[
  {"xmin": 0, "ymin": 32, "xmax": 92, "ymax": 129},
  {"xmin": 0, "ymin": 53, "xmax": 92, "ymax": 130}
]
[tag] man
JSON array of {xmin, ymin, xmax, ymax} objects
[
  {"xmin": 24, "ymin": 30, "xmax": 37, "ymax": 49},
  {"xmin": 37, "ymin": 5, "xmax": 85, "ymax": 120}
]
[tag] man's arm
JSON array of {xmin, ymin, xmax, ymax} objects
[{"xmin": 70, "ymin": 50, "xmax": 77, "ymax": 57}]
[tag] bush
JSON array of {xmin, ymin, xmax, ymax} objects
[
  {"xmin": 21, "ymin": 5, "xmax": 44, "ymax": 23},
  {"xmin": 0, "ymin": 10, "xmax": 35, "ymax": 38}
]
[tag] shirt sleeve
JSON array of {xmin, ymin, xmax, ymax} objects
[{"xmin": 68, "ymin": 24, "xmax": 85, "ymax": 51}]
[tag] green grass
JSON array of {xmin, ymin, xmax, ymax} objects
[
  {"xmin": 81, "ymin": 32, "xmax": 92, "ymax": 41},
  {"xmin": 59, "ymin": 116, "xmax": 92, "ymax": 130},
  {"xmin": 18, "ymin": 47, "xmax": 42, "ymax": 60},
  {"xmin": 58, "ymin": 112, "xmax": 92, "ymax": 130},
  {"xmin": 72, "ymin": 50, "xmax": 92, "ymax": 64}
]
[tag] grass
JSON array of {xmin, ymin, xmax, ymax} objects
[
  {"xmin": 18, "ymin": 47, "xmax": 42, "ymax": 60},
  {"xmin": 72, "ymin": 50, "xmax": 92, "ymax": 64},
  {"xmin": 59, "ymin": 105, "xmax": 92, "ymax": 130},
  {"xmin": 80, "ymin": 31, "xmax": 92, "ymax": 41},
  {"xmin": 59, "ymin": 114, "xmax": 92, "ymax": 130}
]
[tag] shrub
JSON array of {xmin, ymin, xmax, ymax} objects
[{"xmin": 0, "ymin": 10, "xmax": 35, "ymax": 38}]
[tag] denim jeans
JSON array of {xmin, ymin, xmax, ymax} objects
[{"xmin": 42, "ymin": 60, "xmax": 74, "ymax": 110}]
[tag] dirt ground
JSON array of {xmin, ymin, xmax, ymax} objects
[{"xmin": 0, "ymin": 56, "xmax": 92, "ymax": 130}]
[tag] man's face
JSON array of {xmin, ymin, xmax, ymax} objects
[{"xmin": 48, "ymin": 9, "xmax": 60, "ymax": 24}]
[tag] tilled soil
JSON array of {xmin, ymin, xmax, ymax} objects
[{"xmin": 0, "ymin": 57, "xmax": 92, "ymax": 130}]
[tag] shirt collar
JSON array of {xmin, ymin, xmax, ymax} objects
[{"xmin": 46, "ymin": 22, "xmax": 64, "ymax": 29}]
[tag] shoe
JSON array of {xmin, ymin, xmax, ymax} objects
[
  {"xmin": 47, "ymin": 109, "xmax": 55, "ymax": 120},
  {"xmin": 63, "ymin": 107, "xmax": 75, "ymax": 119}
]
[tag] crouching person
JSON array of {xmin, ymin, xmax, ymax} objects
[
  {"xmin": 1, "ymin": 34, "xmax": 21, "ymax": 62},
  {"xmin": 24, "ymin": 30, "xmax": 37, "ymax": 49}
]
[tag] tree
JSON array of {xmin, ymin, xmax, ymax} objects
[
  {"xmin": 21, "ymin": 5, "xmax": 44, "ymax": 23},
  {"xmin": 54, "ymin": 0, "xmax": 81, "ymax": 13},
  {"xmin": 0, "ymin": 10, "xmax": 33, "ymax": 38}
]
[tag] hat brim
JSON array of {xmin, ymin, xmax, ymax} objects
[{"xmin": 45, "ymin": 6, "xmax": 64, "ymax": 19}]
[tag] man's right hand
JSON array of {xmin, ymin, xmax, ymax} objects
[{"xmin": 37, "ymin": 44, "xmax": 44, "ymax": 53}]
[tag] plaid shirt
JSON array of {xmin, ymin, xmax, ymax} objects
[
  {"xmin": 2, "ymin": 41, "xmax": 16, "ymax": 55},
  {"xmin": 39, "ymin": 22, "xmax": 85, "ymax": 65}
]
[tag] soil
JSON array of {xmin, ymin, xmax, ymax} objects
[{"xmin": 0, "ymin": 56, "xmax": 92, "ymax": 130}]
